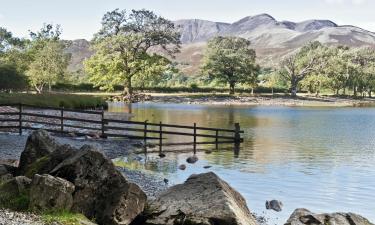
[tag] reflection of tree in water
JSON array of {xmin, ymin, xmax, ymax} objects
[{"xmin": 144, "ymin": 154, "xmax": 179, "ymax": 175}]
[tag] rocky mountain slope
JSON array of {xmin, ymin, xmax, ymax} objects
[{"xmin": 66, "ymin": 14, "xmax": 375, "ymax": 75}]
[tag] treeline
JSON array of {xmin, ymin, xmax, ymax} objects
[{"xmin": 1, "ymin": 8, "xmax": 375, "ymax": 98}]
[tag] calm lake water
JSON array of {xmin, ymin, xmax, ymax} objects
[{"xmin": 109, "ymin": 102, "xmax": 375, "ymax": 224}]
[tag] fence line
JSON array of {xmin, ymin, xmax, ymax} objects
[{"xmin": 0, "ymin": 103, "xmax": 244, "ymax": 153}]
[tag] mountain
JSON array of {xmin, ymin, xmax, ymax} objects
[{"xmin": 65, "ymin": 14, "xmax": 375, "ymax": 76}]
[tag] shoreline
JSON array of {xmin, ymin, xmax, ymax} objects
[{"xmin": 144, "ymin": 93, "xmax": 375, "ymax": 107}]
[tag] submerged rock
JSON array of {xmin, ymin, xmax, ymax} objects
[
  {"xmin": 29, "ymin": 174, "xmax": 75, "ymax": 212},
  {"xmin": 285, "ymin": 208, "xmax": 374, "ymax": 225},
  {"xmin": 186, "ymin": 155, "xmax": 198, "ymax": 164},
  {"xmin": 178, "ymin": 164, "xmax": 187, "ymax": 170},
  {"xmin": 266, "ymin": 200, "xmax": 283, "ymax": 212},
  {"xmin": 142, "ymin": 172, "xmax": 257, "ymax": 225}
]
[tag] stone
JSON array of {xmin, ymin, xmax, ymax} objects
[
  {"xmin": 159, "ymin": 153, "xmax": 166, "ymax": 158},
  {"xmin": 0, "ymin": 176, "xmax": 32, "ymax": 210},
  {"xmin": 143, "ymin": 172, "xmax": 257, "ymax": 225},
  {"xmin": 285, "ymin": 208, "xmax": 374, "ymax": 225},
  {"xmin": 203, "ymin": 165, "xmax": 212, "ymax": 169},
  {"xmin": 50, "ymin": 145, "xmax": 147, "ymax": 225},
  {"xmin": 0, "ymin": 164, "xmax": 17, "ymax": 176},
  {"xmin": 0, "ymin": 173, "xmax": 13, "ymax": 183},
  {"xmin": 266, "ymin": 200, "xmax": 283, "ymax": 212},
  {"xmin": 186, "ymin": 155, "xmax": 198, "ymax": 164},
  {"xmin": 18, "ymin": 130, "xmax": 59, "ymax": 175},
  {"xmin": 29, "ymin": 174, "xmax": 75, "ymax": 212},
  {"xmin": 178, "ymin": 164, "xmax": 187, "ymax": 170}
]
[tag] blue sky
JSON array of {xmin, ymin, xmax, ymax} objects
[{"xmin": 0, "ymin": 0, "xmax": 374, "ymax": 40}]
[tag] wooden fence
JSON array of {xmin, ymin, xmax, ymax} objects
[{"xmin": 0, "ymin": 103, "xmax": 244, "ymax": 153}]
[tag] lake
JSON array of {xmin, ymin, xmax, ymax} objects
[{"xmin": 109, "ymin": 102, "xmax": 375, "ymax": 224}]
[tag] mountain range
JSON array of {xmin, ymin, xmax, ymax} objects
[{"xmin": 65, "ymin": 14, "xmax": 375, "ymax": 76}]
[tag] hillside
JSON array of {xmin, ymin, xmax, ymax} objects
[{"xmin": 65, "ymin": 14, "xmax": 375, "ymax": 75}]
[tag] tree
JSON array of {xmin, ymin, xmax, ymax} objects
[
  {"xmin": 85, "ymin": 9, "xmax": 181, "ymax": 96},
  {"xmin": 26, "ymin": 24, "xmax": 70, "ymax": 93},
  {"xmin": 201, "ymin": 36, "xmax": 259, "ymax": 94},
  {"xmin": 0, "ymin": 64, "xmax": 27, "ymax": 92},
  {"xmin": 0, "ymin": 27, "xmax": 23, "ymax": 54},
  {"xmin": 279, "ymin": 41, "xmax": 327, "ymax": 97}
]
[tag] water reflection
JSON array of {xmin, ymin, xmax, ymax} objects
[{"xmin": 109, "ymin": 102, "xmax": 375, "ymax": 224}]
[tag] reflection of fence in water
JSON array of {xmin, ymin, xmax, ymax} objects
[{"xmin": 0, "ymin": 103, "xmax": 244, "ymax": 154}]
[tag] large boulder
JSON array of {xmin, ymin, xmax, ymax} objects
[
  {"xmin": 50, "ymin": 145, "xmax": 147, "ymax": 225},
  {"xmin": 141, "ymin": 172, "xmax": 257, "ymax": 225},
  {"xmin": 285, "ymin": 208, "xmax": 374, "ymax": 225},
  {"xmin": 18, "ymin": 130, "xmax": 59, "ymax": 175},
  {"xmin": 29, "ymin": 174, "xmax": 75, "ymax": 212}
]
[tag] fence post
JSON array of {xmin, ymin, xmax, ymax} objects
[
  {"xmin": 60, "ymin": 107, "xmax": 64, "ymax": 133},
  {"xmin": 144, "ymin": 120, "xmax": 148, "ymax": 153},
  {"xmin": 101, "ymin": 110, "xmax": 105, "ymax": 138},
  {"xmin": 215, "ymin": 130, "xmax": 219, "ymax": 149},
  {"xmin": 18, "ymin": 103, "xmax": 22, "ymax": 135},
  {"xmin": 159, "ymin": 122, "xmax": 162, "ymax": 154},
  {"xmin": 193, "ymin": 123, "xmax": 197, "ymax": 154},
  {"xmin": 234, "ymin": 123, "xmax": 241, "ymax": 143}
]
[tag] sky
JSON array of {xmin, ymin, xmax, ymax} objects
[{"xmin": 0, "ymin": 0, "xmax": 374, "ymax": 40}]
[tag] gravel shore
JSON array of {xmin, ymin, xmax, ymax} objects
[{"xmin": 0, "ymin": 209, "xmax": 44, "ymax": 225}]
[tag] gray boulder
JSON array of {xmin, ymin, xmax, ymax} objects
[
  {"xmin": 29, "ymin": 174, "xmax": 75, "ymax": 211},
  {"xmin": 285, "ymin": 208, "xmax": 374, "ymax": 225},
  {"xmin": 266, "ymin": 200, "xmax": 283, "ymax": 212},
  {"xmin": 18, "ymin": 130, "xmax": 59, "ymax": 175},
  {"xmin": 143, "ymin": 172, "xmax": 257, "ymax": 225},
  {"xmin": 50, "ymin": 145, "xmax": 147, "ymax": 225},
  {"xmin": 186, "ymin": 155, "xmax": 198, "ymax": 164}
]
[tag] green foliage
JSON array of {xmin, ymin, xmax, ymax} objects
[
  {"xmin": 85, "ymin": 8, "xmax": 181, "ymax": 96},
  {"xmin": 41, "ymin": 210, "xmax": 93, "ymax": 225},
  {"xmin": 201, "ymin": 36, "xmax": 260, "ymax": 94},
  {"xmin": 0, "ymin": 64, "xmax": 28, "ymax": 91},
  {"xmin": 0, "ymin": 93, "xmax": 107, "ymax": 109},
  {"xmin": 0, "ymin": 182, "xmax": 30, "ymax": 211}
]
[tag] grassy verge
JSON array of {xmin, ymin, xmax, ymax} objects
[
  {"xmin": 0, "ymin": 93, "xmax": 107, "ymax": 109},
  {"xmin": 42, "ymin": 211, "xmax": 94, "ymax": 225}
]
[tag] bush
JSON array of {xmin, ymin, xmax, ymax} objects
[{"xmin": 0, "ymin": 64, "xmax": 28, "ymax": 92}]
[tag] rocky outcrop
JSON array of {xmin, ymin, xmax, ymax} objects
[
  {"xmin": 29, "ymin": 174, "xmax": 75, "ymax": 211},
  {"xmin": 15, "ymin": 130, "xmax": 147, "ymax": 225},
  {"xmin": 266, "ymin": 200, "xmax": 283, "ymax": 212},
  {"xmin": 18, "ymin": 130, "xmax": 59, "ymax": 175},
  {"xmin": 285, "ymin": 208, "xmax": 374, "ymax": 225},
  {"xmin": 140, "ymin": 172, "xmax": 257, "ymax": 225}
]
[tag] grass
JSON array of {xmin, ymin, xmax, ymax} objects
[
  {"xmin": 0, "ymin": 93, "xmax": 107, "ymax": 109},
  {"xmin": 41, "ymin": 211, "xmax": 94, "ymax": 225}
]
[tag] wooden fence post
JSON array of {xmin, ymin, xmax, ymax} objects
[
  {"xmin": 159, "ymin": 122, "xmax": 162, "ymax": 154},
  {"xmin": 193, "ymin": 123, "xmax": 197, "ymax": 154},
  {"xmin": 60, "ymin": 107, "xmax": 64, "ymax": 133},
  {"xmin": 18, "ymin": 103, "xmax": 22, "ymax": 135},
  {"xmin": 234, "ymin": 123, "xmax": 241, "ymax": 143},
  {"xmin": 101, "ymin": 110, "xmax": 105, "ymax": 138},
  {"xmin": 215, "ymin": 130, "xmax": 219, "ymax": 149},
  {"xmin": 144, "ymin": 120, "xmax": 148, "ymax": 153}
]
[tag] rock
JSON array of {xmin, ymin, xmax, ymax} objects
[
  {"xmin": 203, "ymin": 165, "xmax": 212, "ymax": 169},
  {"xmin": 143, "ymin": 172, "xmax": 257, "ymax": 225},
  {"xmin": 266, "ymin": 200, "xmax": 283, "ymax": 212},
  {"xmin": 29, "ymin": 174, "xmax": 75, "ymax": 211},
  {"xmin": 163, "ymin": 178, "xmax": 169, "ymax": 185},
  {"xmin": 0, "ymin": 159, "xmax": 19, "ymax": 167},
  {"xmin": 0, "ymin": 176, "xmax": 32, "ymax": 210},
  {"xmin": 50, "ymin": 145, "xmax": 147, "ymax": 225},
  {"xmin": 178, "ymin": 164, "xmax": 187, "ymax": 170},
  {"xmin": 68, "ymin": 132, "xmax": 77, "ymax": 137},
  {"xmin": 285, "ymin": 208, "xmax": 374, "ymax": 225},
  {"xmin": 204, "ymin": 150, "xmax": 212, "ymax": 154},
  {"xmin": 18, "ymin": 130, "xmax": 59, "ymax": 175},
  {"xmin": 0, "ymin": 173, "xmax": 13, "ymax": 183},
  {"xmin": 186, "ymin": 155, "xmax": 198, "ymax": 164},
  {"xmin": 159, "ymin": 153, "xmax": 166, "ymax": 158}
]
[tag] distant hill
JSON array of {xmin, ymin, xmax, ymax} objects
[{"xmin": 65, "ymin": 14, "xmax": 375, "ymax": 76}]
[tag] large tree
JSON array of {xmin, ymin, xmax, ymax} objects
[
  {"xmin": 201, "ymin": 36, "xmax": 259, "ymax": 94},
  {"xmin": 280, "ymin": 41, "xmax": 327, "ymax": 97},
  {"xmin": 85, "ymin": 9, "xmax": 181, "ymax": 96},
  {"xmin": 26, "ymin": 24, "xmax": 70, "ymax": 93}
]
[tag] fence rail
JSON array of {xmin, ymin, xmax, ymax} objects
[{"xmin": 0, "ymin": 103, "xmax": 244, "ymax": 153}]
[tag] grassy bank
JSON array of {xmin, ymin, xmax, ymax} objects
[{"xmin": 0, "ymin": 93, "xmax": 107, "ymax": 109}]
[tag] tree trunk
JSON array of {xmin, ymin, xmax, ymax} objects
[
  {"xmin": 229, "ymin": 82, "xmax": 235, "ymax": 95},
  {"xmin": 353, "ymin": 86, "xmax": 357, "ymax": 98},
  {"xmin": 290, "ymin": 79, "xmax": 298, "ymax": 98},
  {"xmin": 251, "ymin": 87, "xmax": 254, "ymax": 95},
  {"xmin": 124, "ymin": 77, "xmax": 133, "ymax": 96},
  {"xmin": 369, "ymin": 90, "xmax": 372, "ymax": 98},
  {"xmin": 271, "ymin": 87, "xmax": 274, "ymax": 97}
]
